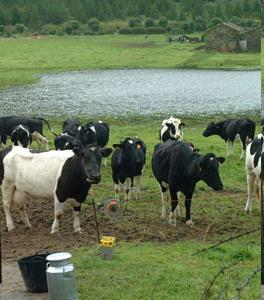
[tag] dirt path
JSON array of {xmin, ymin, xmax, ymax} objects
[{"xmin": 0, "ymin": 261, "xmax": 48, "ymax": 300}]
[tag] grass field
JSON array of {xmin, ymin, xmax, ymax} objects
[
  {"xmin": 0, "ymin": 35, "xmax": 260, "ymax": 89},
  {"xmin": 36, "ymin": 116, "xmax": 260, "ymax": 300}
]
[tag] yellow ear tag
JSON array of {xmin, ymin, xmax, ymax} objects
[{"xmin": 137, "ymin": 144, "xmax": 141, "ymax": 149}]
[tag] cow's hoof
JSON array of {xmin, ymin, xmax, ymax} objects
[
  {"xmin": 168, "ymin": 219, "xmax": 176, "ymax": 227},
  {"xmin": 51, "ymin": 229, "xmax": 59, "ymax": 234},
  {"xmin": 74, "ymin": 228, "xmax": 83, "ymax": 234},
  {"xmin": 7, "ymin": 225, "xmax": 15, "ymax": 231},
  {"xmin": 186, "ymin": 220, "xmax": 194, "ymax": 227},
  {"xmin": 244, "ymin": 209, "xmax": 251, "ymax": 214}
]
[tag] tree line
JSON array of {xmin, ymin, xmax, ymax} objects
[{"xmin": 0, "ymin": 0, "xmax": 260, "ymax": 28}]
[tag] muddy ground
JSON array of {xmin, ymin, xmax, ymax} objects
[{"xmin": 1, "ymin": 186, "xmax": 259, "ymax": 263}]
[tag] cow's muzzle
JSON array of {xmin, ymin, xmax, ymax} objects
[{"xmin": 87, "ymin": 175, "xmax": 101, "ymax": 184}]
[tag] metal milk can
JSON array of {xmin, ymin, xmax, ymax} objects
[{"xmin": 46, "ymin": 252, "xmax": 78, "ymax": 300}]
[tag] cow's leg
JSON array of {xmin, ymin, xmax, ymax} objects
[
  {"xmin": 113, "ymin": 175, "xmax": 120, "ymax": 201},
  {"xmin": 185, "ymin": 199, "xmax": 194, "ymax": 226},
  {"xmin": 227, "ymin": 140, "xmax": 234, "ymax": 157},
  {"xmin": 45, "ymin": 141, "xmax": 50, "ymax": 150},
  {"xmin": 73, "ymin": 205, "xmax": 82, "ymax": 233},
  {"xmin": 245, "ymin": 172, "xmax": 255, "ymax": 213},
  {"xmin": 159, "ymin": 184, "xmax": 168, "ymax": 219},
  {"xmin": 2, "ymin": 181, "xmax": 15, "ymax": 231},
  {"xmin": 51, "ymin": 195, "xmax": 64, "ymax": 234},
  {"xmin": 176, "ymin": 192, "xmax": 181, "ymax": 217},
  {"xmin": 13, "ymin": 190, "xmax": 31, "ymax": 228},
  {"xmin": 239, "ymin": 134, "xmax": 246, "ymax": 160},
  {"xmin": 103, "ymin": 157, "xmax": 107, "ymax": 167},
  {"xmin": 124, "ymin": 178, "xmax": 132, "ymax": 207},
  {"xmin": 168, "ymin": 185, "xmax": 178, "ymax": 226},
  {"xmin": 135, "ymin": 175, "xmax": 142, "ymax": 200}
]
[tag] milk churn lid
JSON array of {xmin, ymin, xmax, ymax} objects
[{"xmin": 46, "ymin": 252, "xmax": 72, "ymax": 262}]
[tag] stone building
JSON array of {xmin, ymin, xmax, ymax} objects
[{"xmin": 205, "ymin": 22, "xmax": 261, "ymax": 52}]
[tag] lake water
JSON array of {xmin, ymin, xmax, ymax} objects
[{"xmin": 0, "ymin": 69, "xmax": 260, "ymax": 117}]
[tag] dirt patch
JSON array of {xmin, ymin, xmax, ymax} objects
[{"xmin": 0, "ymin": 187, "xmax": 259, "ymax": 263}]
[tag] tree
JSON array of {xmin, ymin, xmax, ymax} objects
[
  {"xmin": 88, "ymin": 17, "xmax": 99, "ymax": 32},
  {"xmin": 208, "ymin": 17, "xmax": 223, "ymax": 28},
  {"xmin": 144, "ymin": 17, "xmax": 154, "ymax": 27},
  {"xmin": 128, "ymin": 18, "xmax": 140, "ymax": 28},
  {"xmin": 158, "ymin": 16, "xmax": 168, "ymax": 28},
  {"xmin": 194, "ymin": 16, "xmax": 206, "ymax": 31}
]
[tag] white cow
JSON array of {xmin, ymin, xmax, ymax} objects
[
  {"xmin": 160, "ymin": 116, "xmax": 185, "ymax": 142},
  {"xmin": 2, "ymin": 145, "xmax": 111, "ymax": 233}
]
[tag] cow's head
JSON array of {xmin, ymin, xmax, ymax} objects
[
  {"xmin": 164, "ymin": 117, "xmax": 185, "ymax": 140},
  {"xmin": 54, "ymin": 134, "xmax": 75, "ymax": 150},
  {"xmin": 202, "ymin": 122, "xmax": 220, "ymax": 137},
  {"xmin": 73, "ymin": 144, "xmax": 112, "ymax": 184},
  {"xmin": 199, "ymin": 153, "xmax": 225, "ymax": 190},
  {"xmin": 113, "ymin": 138, "xmax": 142, "ymax": 167},
  {"xmin": 74, "ymin": 124, "xmax": 97, "ymax": 148},
  {"xmin": 11, "ymin": 125, "xmax": 32, "ymax": 148}
]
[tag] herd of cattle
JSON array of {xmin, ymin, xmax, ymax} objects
[{"xmin": 0, "ymin": 115, "xmax": 262, "ymax": 233}]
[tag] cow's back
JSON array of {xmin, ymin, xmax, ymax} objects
[{"xmin": 3, "ymin": 147, "xmax": 74, "ymax": 199}]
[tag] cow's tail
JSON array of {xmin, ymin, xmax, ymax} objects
[{"xmin": 38, "ymin": 118, "xmax": 58, "ymax": 136}]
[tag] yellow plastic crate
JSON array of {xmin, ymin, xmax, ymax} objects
[{"xmin": 100, "ymin": 236, "xmax": 116, "ymax": 248}]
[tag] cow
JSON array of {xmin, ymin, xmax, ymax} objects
[
  {"xmin": 111, "ymin": 137, "xmax": 146, "ymax": 206},
  {"xmin": 62, "ymin": 119, "xmax": 81, "ymax": 136},
  {"xmin": 54, "ymin": 133, "xmax": 75, "ymax": 150},
  {"xmin": 159, "ymin": 116, "xmax": 185, "ymax": 142},
  {"xmin": 1, "ymin": 145, "xmax": 112, "ymax": 233},
  {"xmin": 244, "ymin": 136, "xmax": 263, "ymax": 213},
  {"xmin": 31, "ymin": 131, "xmax": 49, "ymax": 150},
  {"xmin": 203, "ymin": 119, "xmax": 255, "ymax": 160},
  {"xmin": 152, "ymin": 140, "xmax": 225, "ymax": 226},
  {"xmin": 10, "ymin": 125, "xmax": 32, "ymax": 148},
  {"xmin": 0, "ymin": 116, "xmax": 56, "ymax": 149}
]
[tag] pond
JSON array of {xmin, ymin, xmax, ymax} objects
[{"xmin": 0, "ymin": 69, "xmax": 260, "ymax": 118}]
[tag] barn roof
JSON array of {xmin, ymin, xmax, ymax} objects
[{"xmin": 206, "ymin": 22, "xmax": 247, "ymax": 34}]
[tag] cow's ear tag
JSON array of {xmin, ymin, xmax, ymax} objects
[{"xmin": 137, "ymin": 144, "xmax": 141, "ymax": 149}]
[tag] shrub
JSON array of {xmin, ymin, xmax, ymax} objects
[
  {"xmin": 64, "ymin": 24, "xmax": 72, "ymax": 35},
  {"xmin": 40, "ymin": 24, "xmax": 57, "ymax": 35},
  {"xmin": 145, "ymin": 26, "xmax": 166, "ymax": 34},
  {"xmin": 70, "ymin": 20, "xmax": 79, "ymax": 30},
  {"xmin": 128, "ymin": 18, "xmax": 141, "ymax": 28},
  {"xmin": 180, "ymin": 21, "xmax": 194, "ymax": 33},
  {"xmin": 144, "ymin": 17, "xmax": 154, "ymax": 27},
  {"xmin": 229, "ymin": 16, "xmax": 241, "ymax": 25},
  {"xmin": 158, "ymin": 17, "xmax": 168, "ymax": 28},
  {"xmin": 119, "ymin": 27, "xmax": 133, "ymax": 34},
  {"xmin": 208, "ymin": 17, "xmax": 223, "ymax": 28},
  {"xmin": 88, "ymin": 18, "xmax": 100, "ymax": 32},
  {"xmin": 72, "ymin": 29, "xmax": 82, "ymax": 35},
  {"xmin": 15, "ymin": 23, "xmax": 24, "ymax": 33},
  {"xmin": 0, "ymin": 25, "xmax": 4, "ymax": 33}
]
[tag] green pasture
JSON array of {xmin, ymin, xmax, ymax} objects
[
  {"xmin": 0, "ymin": 35, "xmax": 260, "ymax": 89},
  {"xmin": 39, "ymin": 117, "xmax": 260, "ymax": 300}
]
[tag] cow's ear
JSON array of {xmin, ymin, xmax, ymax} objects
[
  {"xmin": 100, "ymin": 147, "xmax": 112, "ymax": 157},
  {"xmin": 217, "ymin": 157, "xmax": 225, "ymax": 164},
  {"xmin": 179, "ymin": 122, "xmax": 185, "ymax": 128},
  {"xmin": 73, "ymin": 146, "xmax": 84, "ymax": 157}
]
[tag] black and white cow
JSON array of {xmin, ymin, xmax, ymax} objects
[
  {"xmin": 152, "ymin": 140, "xmax": 225, "ymax": 226},
  {"xmin": 111, "ymin": 137, "xmax": 146, "ymax": 205},
  {"xmin": 159, "ymin": 116, "xmax": 185, "ymax": 142},
  {"xmin": 0, "ymin": 116, "xmax": 55, "ymax": 148},
  {"xmin": 2, "ymin": 145, "xmax": 112, "ymax": 233},
  {"xmin": 10, "ymin": 125, "xmax": 32, "ymax": 148},
  {"xmin": 203, "ymin": 119, "xmax": 255, "ymax": 159},
  {"xmin": 62, "ymin": 119, "xmax": 81, "ymax": 136},
  {"xmin": 244, "ymin": 136, "xmax": 263, "ymax": 213}
]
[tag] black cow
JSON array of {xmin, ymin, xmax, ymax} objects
[
  {"xmin": 0, "ymin": 116, "xmax": 55, "ymax": 148},
  {"xmin": 92, "ymin": 121, "xmax": 110, "ymax": 166},
  {"xmin": 152, "ymin": 140, "xmax": 225, "ymax": 226},
  {"xmin": 111, "ymin": 137, "xmax": 146, "ymax": 205},
  {"xmin": 11, "ymin": 125, "xmax": 32, "ymax": 148},
  {"xmin": 62, "ymin": 119, "xmax": 81, "ymax": 136},
  {"xmin": 203, "ymin": 118, "xmax": 255, "ymax": 160}
]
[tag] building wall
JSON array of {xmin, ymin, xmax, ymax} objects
[
  {"xmin": 205, "ymin": 24, "xmax": 240, "ymax": 52},
  {"xmin": 241, "ymin": 27, "xmax": 261, "ymax": 52}
]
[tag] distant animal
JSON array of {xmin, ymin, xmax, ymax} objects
[
  {"xmin": 31, "ymin": 131, "xmax": 49, "ymax": 150},
  {"xmin": 203, "ymin": 119, "xmax": 255, "ymax": 159},
  {"xmin": 62, "ymin": 119, "xmax": 81, "ymax": 136},
  {"xmin": 160, "ymin": 116, "xmax": 185, "ymax": 142},
  {"xmin": 111, "ymin": 137, "xmax": 146, "ymax": 206},
  {"xmin": 152, "ymin": 140, "xmax": 225, "ymax": 226},
  {"xmin": 1, "ymin": 145, "xmax": 112, "ymax": 233},
  {"xmin": 10, "ymin": 125, "xmax": 32, "ymax": 148},
  {"xmin": 244, "ymin": 136, "xmax": 263, "ymax": 213},
  {"xmin": 0, "ymin": 116, "xmax": 55, "ymax": 149}
]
